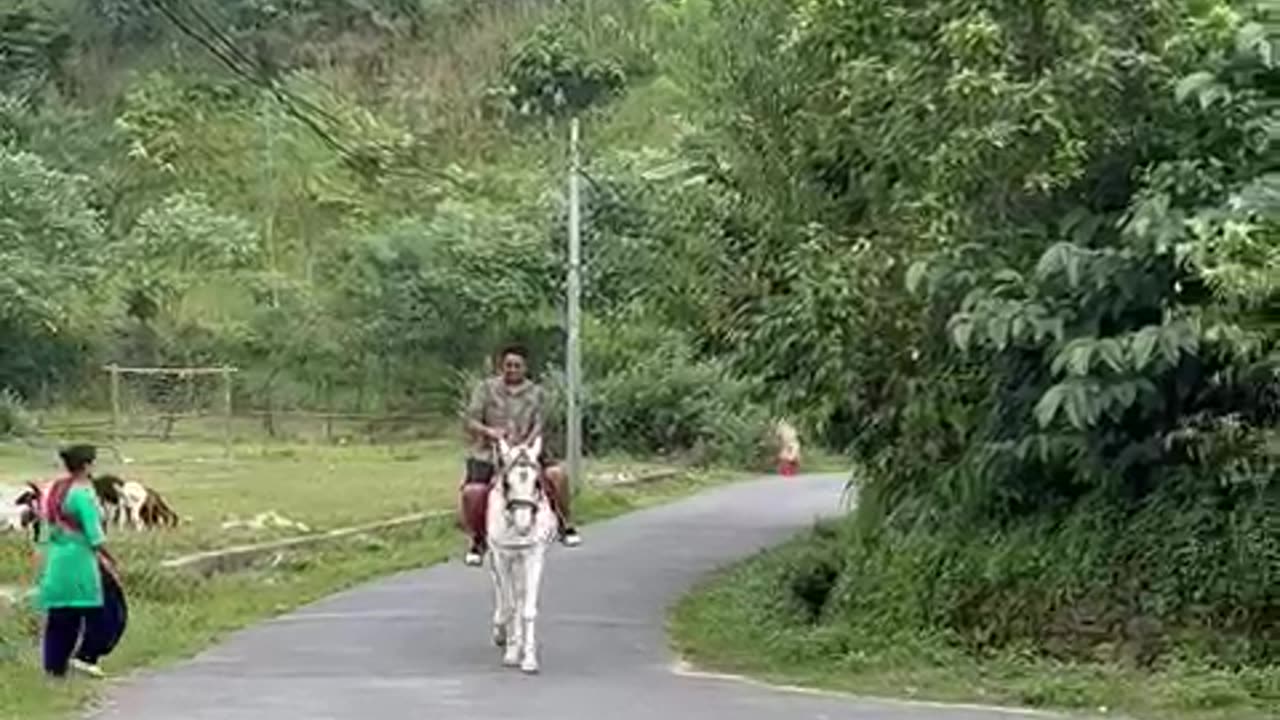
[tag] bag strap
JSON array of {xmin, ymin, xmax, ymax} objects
[
  {"xmin": 42, "ymin": 477, "xmax": 84, "ymax": 535},
  {"xmin": 38, "ymin": 478, "xmax": 122, "ymax": 584}
]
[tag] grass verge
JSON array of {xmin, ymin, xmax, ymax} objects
[
  {"xmin": 0, "ymin": 438, "xmax": 739, "ymax": 720},
  {"xmin": 669, "ymin": 531, "xmax": 1279, "ymax": 720}
]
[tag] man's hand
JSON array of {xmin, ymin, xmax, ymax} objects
[{"xmin": 485, "ymin": 427, "xmax": 507, "ymax": 442}]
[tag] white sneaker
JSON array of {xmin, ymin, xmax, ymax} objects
[
  {"xmin": 70, "ymin": 659, "xmax": 105, "ymax": 678},
  {"xmin": 464, "ymin": 544, "xmax": 484, "ymax": 567}
]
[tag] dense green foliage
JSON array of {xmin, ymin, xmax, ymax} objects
[
  {"xmin": 658, "ymin": 0, "xmax": 1278, "ymax": 708},
  {"xmin": 0, "ymin": 0, "xmax": 1276, "ymax": 709}
]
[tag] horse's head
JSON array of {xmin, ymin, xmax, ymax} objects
[{"xmin": 496, "ymin": 436, "xmax": 543, "ymax": 537}]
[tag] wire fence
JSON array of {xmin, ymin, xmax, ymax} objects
[{"xmin": 26, "ymin": 410, "xmax": 454, "ymax": 446}]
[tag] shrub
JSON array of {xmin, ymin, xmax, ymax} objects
[
  {"xmin": 0, "ymin": 388, "xmax": 33, "ymax": 437},
  {"xmin": 821, "ymin": 475, "xmax": 1280, "ymax": 668},
  {"xmin": 527, "ymin": 319, "xmax": 770, "ymax": 466},
  {"xmin": 580, "ymin": 319, "xmax": 770, "ymax": 465}
]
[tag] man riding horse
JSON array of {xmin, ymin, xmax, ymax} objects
[{"xmin": 460, "ymin": 344, "xmax": 581, "ymax": 567}]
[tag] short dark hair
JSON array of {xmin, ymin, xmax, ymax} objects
[
  {"xmin": 58, "ymin": 444, "xmax": 97, "ymax": 473},
  {"xmin": 498, "ymin": 343, "xmax": 529, "ymax": 361}
]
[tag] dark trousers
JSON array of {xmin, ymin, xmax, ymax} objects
[
  {"xmin": 461, "ymin": 460, "xmax": 494, "ymax": 546},
  {"xmin": 43, "ymin": 607, "xmax": 102, "ymax": 676},
  {"xmin": 42, "ymin": 570, "xmax": 127, "ymax": 676},
  {"xmin": 91, "ymin": 569, "xmax": 128, "ymax": 659}
]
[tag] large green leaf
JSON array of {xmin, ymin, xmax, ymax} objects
[
  {"xmin": 1098, "ymin": 337, "xmax": 1126, "ymax": 374},
  {"xmin": 1131, "ymin": 326, "xmax": 1161, "ymax": 371},
  {"xmin": 1064, "ymin": 381, "xmax": 1089, "ymax": 431},
  {"xmin": 987, "ymin": 312, "xmax": 1012, "ymax": 351},
  {"xmin": 1174, "ymin": 71, "xmax": 1218, "ymax": 104},
  {"xmin": 1050, "ymin": 338, "xmax": 1097, "ymax": 377},
  {"xmin": 1034, "ymin": 383, "xmax": 1068, "ymax": 428},
  {"xmin": 949, "ymin": 314, "xmax": 977, "ymax": 352}
]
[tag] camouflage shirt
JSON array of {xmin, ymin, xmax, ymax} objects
[{"xmin": 464, "ymin": 377, "xmax": 545, "ymax": 462}]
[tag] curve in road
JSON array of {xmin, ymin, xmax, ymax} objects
[{"xmin": 90, "ymin": 475, "xmax": 1055, "ymax": 720}]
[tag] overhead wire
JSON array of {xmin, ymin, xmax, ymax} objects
[{"xmin": 138, "ymin": 0, "xmax": 459, "ymax": 188}]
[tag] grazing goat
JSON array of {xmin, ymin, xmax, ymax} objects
[
  {"xmin": 1, "ymin": 485, "xmax": 24, "ymax": 533},
  {"xmin": 93, "ymin": 474, "xmax": 179, "ymax": 530},
  {"xmin": 6, "ymin": 482, "xmax": 43, "ymax": 541},
  {"xmin": 135, "ymin": 483, "xmax": 180, "ymax": 528},
  {"xmin": 92, "ymin": 474, "xmax": 128, "ymax": 527}
]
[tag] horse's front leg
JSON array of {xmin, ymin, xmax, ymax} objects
[
  {"xmin": 488, "ymin": 551, "xmax": 509, "ymax": 649},
  {"xmin": 520, "ymin": 546, "xmax": 545, "ymax": 674},
  {"xmin": 500, "ymin": 553, "xmax": 523, "ymax": 667}
]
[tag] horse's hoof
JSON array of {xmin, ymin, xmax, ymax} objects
[
  {"xmin": 521, "ymin": 659, "xmax": 539, "ymax": 674},
  {"xmin": 503, "ymin": 655, "xmax": 520, "ymax": 668}
]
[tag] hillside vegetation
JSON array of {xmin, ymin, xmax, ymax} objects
[
  {"xmin": 1, "ymin": 0, "xmax": 1277, "ymax": 716},
  {"xmin": 2, "ymin": 0, "xmax": 770, "ymax": 461}
]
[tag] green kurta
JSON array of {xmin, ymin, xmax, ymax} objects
[{"xmin": 35, "ymin": 484, "xmax": 105, "ymax": 610}]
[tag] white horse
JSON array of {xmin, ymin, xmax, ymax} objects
[{"xmin": 486, "ymin": 435, "xmax": 558, "ymax": 674}]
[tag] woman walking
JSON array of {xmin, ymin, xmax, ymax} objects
[{"xmin": 32, "ymin": 444, "xmax": 121, "ymax": 679}]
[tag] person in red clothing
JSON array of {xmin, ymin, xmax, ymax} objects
[{"xmin": 774, "ymin": 419, "xmax": 801, "ymax": 477}]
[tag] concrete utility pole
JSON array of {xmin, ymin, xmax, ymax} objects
[{"xmin": 566, "ymin": 117, "xmax": 583, "ymax": 491}]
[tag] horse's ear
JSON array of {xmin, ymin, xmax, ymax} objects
[
  {"xmin": 497, "ymin": 438, "xmax": 512, "ymax": 461},
  {"xmin": 528, "ymin": 435, "xmax": 542, "ymax": 459}
]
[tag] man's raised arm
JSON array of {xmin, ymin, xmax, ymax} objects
[{"xmin": 463, "ymin": 380, "xmax": 497, "ymax": 441}]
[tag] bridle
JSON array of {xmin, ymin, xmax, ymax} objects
[{"xmin": 497, "ymin": 448, "xmax": 544, "ymax": 516}]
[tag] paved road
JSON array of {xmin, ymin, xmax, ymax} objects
[{"xmin": 91, "ymin": 475, "xmax": 1051, "ymax": 720}]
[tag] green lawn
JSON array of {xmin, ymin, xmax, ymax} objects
[
  {"xmin": 0, "ymin": 437, "xmax": 676, "ymax": 578},
  {"xmin": 0, "ymin": 435, "xmax": 736, "ymax": 720}
]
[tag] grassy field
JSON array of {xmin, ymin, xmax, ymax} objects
[
  {"xmin": 0, "ymin": 435, "xmax": 735, "ymax": 720},
  {"xmin": 669, "ymin": 535, "xmax": 1279, "ymax": 720},
  {"xmin": 0, "ymin": 435, "xmax": 681, "ymax": 576}
]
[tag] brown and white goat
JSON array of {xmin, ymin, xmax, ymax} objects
[
  {"xmin": 93, "ymin": 474, "xmax": 179, "ymax": 530},
  {"xmin": 8, "ymin": 482, "xmax": 44, "ymax": 541}
]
